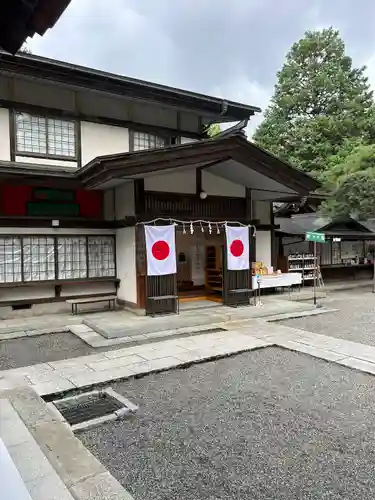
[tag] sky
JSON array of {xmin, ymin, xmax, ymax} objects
[{"xmin": 28, "ymin": 0, "xmax": 375, "ymax": 135}]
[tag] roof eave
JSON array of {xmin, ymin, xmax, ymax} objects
[
  {"xmin": 78, "ymin": 135, "xmax": 320, "ymax": 194},
  {"xmin": 0, "ymin": 52, "xmax": 261, "ymax": 121},
  {"xmin": 0, "ymin": 1, "xmax": 71, "ymax": 54}
]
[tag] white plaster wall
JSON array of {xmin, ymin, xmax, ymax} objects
[
  {"xmin": 104, "ymin": 189, "xmax": 115, "ymax": 221},
  {"xmin": 256, "ymin": 231, "xmax": 272, "ymax": 267},
  {"xmin": 81, "ymin": 121, "xmax": 129, "ymax": 165},
  {"xmin": 254, "ymin": 201, "xmax": 271, "ymax": 224},
  {"xmin": 116, "ymin": 227, "xmax": 137, "ymax": 304},
  {"xmin": 202, "ymin": 171, "xmax": 245, "ymax": 197},
  {"xmin": 15, "ymin": 155, "xmax": 78, "ymax": 168},
  {"xmin": 144, "ymin": 169, "xmax": 246, "ymax": 197},
  {"xmin": 144, "ymin": 169, "xmax": 196, "ymax": 194},
  {"xmin": 115, "ymin": 182, "xmax": 135, "ymax": 218},
  {"xmin": 0, "ymin": 108, "xmax": 10, "ymax": 161}
]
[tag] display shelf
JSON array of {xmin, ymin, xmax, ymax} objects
[
  {"xmin": 287, "ymin": 253, "xmax": 320, "ymax": 286},
  {"xmin": 288, "ymin": 256, "xmax": 317, "ymax": 261},
  {"xmin": 205, "ymin": 246, "xmax": 222, "ymax": 291}
]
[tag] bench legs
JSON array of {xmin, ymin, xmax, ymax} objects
[
  {"xmin": 70, "ymin": 300, "xmax": 116, "ymax": 316},
  {"xmin": 148, "ymin": 297, "xmax": 179, "ymax": 317}
]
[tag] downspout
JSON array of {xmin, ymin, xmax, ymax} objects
[{"xmin": 204, "ymin": 99, "xmax": 232, "ymax": 134}]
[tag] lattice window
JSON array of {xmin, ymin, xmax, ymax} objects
[
  {"xmin": 47, "ymin": 118, "xmax": 76, "ymax": 157},
  {"xmin": 23, "ymin": 237, "xmax": 55, "ymax": 282},
  {"xmin": 15, "ymin": 112, "xmax": 76, "ymax": 158},
  {"xmin": 57, "ymin": 237, "xmax": 87, "ymax": 279},
  {"xmin": 0, "ymin": 235, "xmax": 116, "ymax": 283},
  {"xmin": 15, "ymin": 113, "xmax": 47, "ymax": 154},
  {"xmin": 0, "ymin": 237, "xmax": 22, "ymax": 283},
  {"xmin": 132, "ymin": 131, "xmax": 166, "ymax": 151},
  {"xmin": 88, "ymin": 237, "xmax": 116, "ymax": 277}
]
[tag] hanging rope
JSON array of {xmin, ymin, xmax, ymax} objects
[{"xmin": 136, "ymin": 217, "xmax": 256, "ymax": 237}]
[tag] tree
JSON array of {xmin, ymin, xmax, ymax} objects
[
  {"xmin": 321, "ymin": 143, "xmax": 375, "ymax": 219},
  {"xmin": 206, "ymin": 123, "xmax": 221, "ymax": 137},
  {"xmin": 254, "ymin": 28, "xmax": 375, "ymax": 176}
]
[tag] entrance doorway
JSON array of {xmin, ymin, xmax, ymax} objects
[{"xmin": 175, "ymin": 228, "xmax": 224, "ymax": 304}]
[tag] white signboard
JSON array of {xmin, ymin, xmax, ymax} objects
[{"xmin": 191, "ymin": 245, "xmax": 205, "ymax": 286}]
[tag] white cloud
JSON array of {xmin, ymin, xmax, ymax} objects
[
  {"xmin": 25, "ymin": 0, "xmax": 375, "ymax": 136},
  {"xmin": 210, "ymin": 77, "xmax": 272, "ymax": 137},
  {"xmin": 365, "ymin": 52, "xmax": 375, "ymax": 92}
]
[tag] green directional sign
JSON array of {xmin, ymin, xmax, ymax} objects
[{"xmin": 305, "ymin": 231, "xmax": 326, "ymax": 243}]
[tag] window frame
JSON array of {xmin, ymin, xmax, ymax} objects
[
  {"xmin": 0, "ymin": 234, "xmax": 116, "ymax": 285},
  {"xmin": 12, "ymin": 109, "xmax": 80, "ymax": 162},
  {"xmin": 129, "ymin": 129, "xmax": 171, "ymax": 152}
]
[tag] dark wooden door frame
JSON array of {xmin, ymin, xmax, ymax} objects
[
  {"xmin": 222, "ymin": 226, "xmax": 252, "ymax": 307},
  {"xmin": 135, "ymin": 223, "xmax": 178, "ymax": 315}
]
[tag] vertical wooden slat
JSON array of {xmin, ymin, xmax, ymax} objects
[{"xmin": 144, "ymin": 192, "xmax": 246, "ymax": 220}]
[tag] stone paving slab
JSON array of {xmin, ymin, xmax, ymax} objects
[
  {"xmin": 83, "ymin": 299, "xmax": 316, "ymax": 339},
  {"xmin": 0, "ymin": 327, "xmax": 273, "ymax": 395},
  {"xmin": 2, "ymin": 319, "xmax": 375, "ymax": 397},
  {"xmin": 2, "ymin": 317, "xmax": 375, "ymax": 499},
  {"xmin": 0, "ymin": 400, "xmax": 74, "ymax": 500},
  {"xmin": 0, "ymin": 390, "xmax": 134, "ymax": 499}
]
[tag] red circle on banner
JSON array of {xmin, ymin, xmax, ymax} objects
[
  {"xmin": 230, "ymin": 239, "xmax": 244, "ymax": 257},
  {"xmin": 152, "ymin": 240, "xmax": 170, "ymax": 260}
]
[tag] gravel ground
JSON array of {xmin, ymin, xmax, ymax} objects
[
  {"xmin": 80, "ymin": 347, "xmax": 375, "ymax": 500},
  {"xmin": 0, "ymin": 332, "xmax": 111, "ymax": 370},
  {"xmin": 279, "ymin": 289, "xmax": 375, "ymax": 346}
]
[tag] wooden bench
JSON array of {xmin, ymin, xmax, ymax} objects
[
  {"xmin": 147, "ymin": 294, "xmax": 179, "ymax": 317},
  {"xmin": 66, "ymin": 295, "xmax": 117, "ymax": 315}
]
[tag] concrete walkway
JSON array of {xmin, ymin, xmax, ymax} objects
[
  {"xmin": 0, "ymin": 296, "xmax": 316, "ymax": 339},
  {"xmin": 83, "ymin": 298, "xmax": 317, "ymax": 338},
  {"xmin": 2, "ymin": 318, "xmax": 375, "ymax": 397},
  {"xmin": 0, "ymin": 391, "xmax": 132, "ymax": 500}
]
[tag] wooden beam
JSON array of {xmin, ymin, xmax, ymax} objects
[
  {"xmin": 196, "ymin": 168, "xmax": 202, "ymax": 195},
  {"xmin": 134, "ymin": 179, "xmax": 145, "ymax": 215}
]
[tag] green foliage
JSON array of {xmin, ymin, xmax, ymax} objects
[
  {"xmin": 206, "ymin": 123, "xmax": 221, "ymax": 137},
  {"xmin": 254, "ymin": 28, "xmax": 375, "ymax": 174},
  {"xmin": 321, "ymin": 144, "xmax": 375, "ymax": 219}
]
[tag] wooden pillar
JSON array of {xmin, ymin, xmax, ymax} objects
[
  {"xmin": 270, "ymin": 203, "xmax": 277, "ymax": 268},
  {"xmin": 134, "ymin": 179, "xmax": 146, "ymax": 309},
  {"xmin": 135, "ymin": 224, "xmax": 146, "ymax": 309},
  {"xmin": 134, "ymin": 179, "xmax": 145, "ymax": 216},
  {"xmin": 246, "ymin": 188, "xmax": 256, "ymax": 264}
]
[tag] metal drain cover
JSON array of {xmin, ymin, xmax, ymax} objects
[
  {"xmin": 55, "ymin": 392, "xmax": 123, "ymax": 425},
  {"xmin": 53, "ymin": 388, "xmax": 138, "ymax": 430}
]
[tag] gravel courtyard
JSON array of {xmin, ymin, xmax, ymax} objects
[
  {"xmin": 80, "ymin": 347, "xmax": 375, "ymax": 500},
  {"xmin": 0, "ymin": 332, "xmax": 110, "ymax": 370},
  {"xmin": 279, "ymin": 289, "xmax": 375, "ymax": 346}
]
